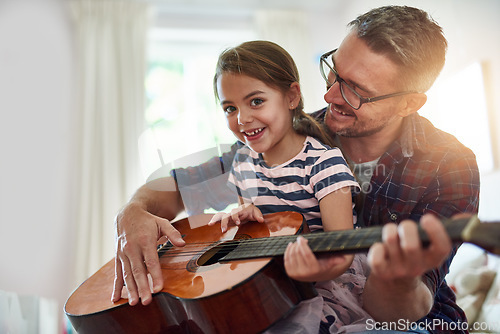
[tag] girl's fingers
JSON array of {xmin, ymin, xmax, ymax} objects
[{"xmin": 208, "ymin": 212, "xmax": 225, "ymax": 225}]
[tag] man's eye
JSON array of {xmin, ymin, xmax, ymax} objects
[
  {"xmin": 224, "ymin": 106, "xmax": 237, "ymax": 114},
  {"xmin": 250, "ymin": 98, "xmax": 264, "ymax": 107}
]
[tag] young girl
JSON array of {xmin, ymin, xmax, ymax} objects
[{"xmin": 208, "ymin": 41, "xmax": 371, "ymax": 333}]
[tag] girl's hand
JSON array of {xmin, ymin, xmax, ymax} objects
[
  {"xmin": 208, "ymin": 203, "xmax": 264, "ymax": 232},
  {"xmin": 284, "ymin": 236, "xmax": 352, "ymax": 282}
]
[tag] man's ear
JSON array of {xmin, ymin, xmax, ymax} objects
[
  {"xmin": 288, "ymin": 82, "xmax": 301, "ymax": 108},
  {"xmin": 398, "ymin": 93, "xmax": 427, "ymax": 117}
]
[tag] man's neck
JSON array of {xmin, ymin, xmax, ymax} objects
[{"xmin": 338, "ymin": 119, "xmax": 403, "ymax": 163}]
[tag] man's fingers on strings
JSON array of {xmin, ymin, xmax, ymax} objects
[
  {"xmin": 382, "ymin": 223, "xmax": 404, "ymax": 269},
  {"xmin": 130, "ymin": 258, "xmax": 153, "ymax": 306},
  {"xmin": 398, "ymin": 221, "xmax": 423, "ymax": 276},
  {"xmin": 398, "ymin": 220, "xmax": 421, "ymax": 255},
  {"xmin": 120, "ymin": 257, "xmax": 140, "ymax": 306},
  {"xmin": 159, "ymin": 220, "xmax": 185, "ymax": 247},
  {"xmin": 420, "ymin": 214, "xmax": 452, "ymax": 268},
  {"xmin": 112, "ymin": 257, "xmax": 125, "ymax": 302},
  {"xmin": 143, "ymin": 251, "xmax": 164, "ymax": 294}
]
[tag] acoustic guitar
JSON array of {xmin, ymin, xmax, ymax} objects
[{"xmin": 65, "ymin": 211, "xmax": 500, "ymax": 334}]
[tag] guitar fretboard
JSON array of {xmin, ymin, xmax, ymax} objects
[{"xmin": 221, "ymin": 216, "xmax": 473, "ymax": 261}]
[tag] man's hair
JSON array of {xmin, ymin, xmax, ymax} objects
[{"xmin": 349, "ymin": 6, "xmax": 447, "ymax": 92}]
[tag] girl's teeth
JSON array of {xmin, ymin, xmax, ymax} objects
[{"xmin": 245, "ymin": 128, "xmax": 263, "ymax": 136}]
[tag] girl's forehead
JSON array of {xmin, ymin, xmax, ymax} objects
[
  {"xmin": 219, "ymin": 72, "xmax": 259, "ymax": 82},
  {"xmin": 218, "ymin": 73, "xmax": 274, "ymax": 91},
  {"xmin": 217, "ymin": 73, "xmax": 285, "ymax": 102}
]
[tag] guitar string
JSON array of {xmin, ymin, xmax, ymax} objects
[
  {"xmin": 157, "ymin": 230, "xmax": 382, "ymax": 258},
  {"xmin": 157, "ymin": 229, "xmax": 380, "ymax": 252},
  {"xmin": 156, "ymin": 217, "xmax": 478, "ymax": 259},
  {"xmin": 159, "ymin": 229, "xmax": 382, "ymax": 250}
]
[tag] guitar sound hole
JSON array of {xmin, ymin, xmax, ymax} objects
[{"xmin": 197, "ymin": 241, "xmax": 238, "ymax": 266}]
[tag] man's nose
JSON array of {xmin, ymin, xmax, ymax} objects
[{"xmin": 324, "ymin": 82, "xmax": 343, "ymax": 105}]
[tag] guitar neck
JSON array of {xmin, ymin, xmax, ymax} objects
[{"xmin": 221, "ymin": 215, "xmax": 493, "ymax": 262}]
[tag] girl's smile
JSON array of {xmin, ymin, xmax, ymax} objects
[{"xmin": 241, "ymin": 127, "xmax": 266, "ymax": 141}]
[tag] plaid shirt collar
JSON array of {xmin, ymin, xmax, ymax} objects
[{"xmin": 381, "ymin": 112, "xmax": 432, "ymax": 165}]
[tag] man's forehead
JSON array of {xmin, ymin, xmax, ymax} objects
[{"xmin": 335, "ymin": 34, "xmax": 401, "ymax": 93}]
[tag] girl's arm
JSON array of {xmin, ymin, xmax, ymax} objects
[{"xmin": 284, "ymin": 187, "xmax": 355, "ymax": 282}]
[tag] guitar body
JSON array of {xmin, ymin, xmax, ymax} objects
[{"xmin": 65, "ymin": 211, "xmax": 315, "ymax": 334}]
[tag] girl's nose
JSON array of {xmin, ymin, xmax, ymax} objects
[{"xmin": 237, "ymin": 108, "xmax": 253, "ymax": 125}]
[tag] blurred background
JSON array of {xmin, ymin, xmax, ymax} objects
[{"xmin": 0, "ymin": 0, "xmax": 499, "ymax": 332}]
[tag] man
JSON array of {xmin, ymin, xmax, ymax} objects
[{"xmin": 112, "ymin": 5, "xmax": 479, "ymax": 333}]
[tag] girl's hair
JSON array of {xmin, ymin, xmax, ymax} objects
[{"xmin": 213, "ymin": 40, "xmax": 335, "ymax": 148}]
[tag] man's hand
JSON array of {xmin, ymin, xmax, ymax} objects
[
  {"xmin": 364, "ymin": 214, "xmax": 452, "ymax": 322},
  {"xmin": 368, "ymin": 213, "xmax": 451, "ymax": 280},
  {"xmin": 112, "ymin": 202, "xmax": 185, "ymax": 306}
]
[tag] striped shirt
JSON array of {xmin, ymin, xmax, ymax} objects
[{"xmin": 228, "ymin": 136, "xmax": 359, "ymax": 231}]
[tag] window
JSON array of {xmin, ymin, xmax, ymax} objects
[
  {"xmin": 139, "ymin": 27, "xmax": 256, "ymax": 180},
  {"xmin": 420, "ymin": 62, "xmax": 495, "ymax": 172}
]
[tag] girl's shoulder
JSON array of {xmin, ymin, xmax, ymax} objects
[
  {"xmin": 304, "ymin": 136, "xmax": 343, "ymax": 156},
  {"xmin": 234, "ymin": 144, "xmax": 261, "ymax": 165},
  {"xmin": 235, "ymin": 143, "xmax": 255, "ymax": 157},
  {"xmin": 304, "ymin": 137, "xmax": 351, "ymax": 171}
]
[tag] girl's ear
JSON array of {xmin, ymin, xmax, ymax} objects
[
  {"xmin": 398, "ymin": 93, "xmax": 427, "ymax": 117},
  {"xmin": 288, "ymin": 82, "xmax": 301, "ymax": 109}
]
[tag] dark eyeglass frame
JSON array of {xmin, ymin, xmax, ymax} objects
[{"xmin": 319, "ymin": 49, "xmax": 419, "ymax": 110}]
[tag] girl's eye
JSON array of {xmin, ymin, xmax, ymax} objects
[
  {"xmin": 250, "ymin": 98, "xmax": 264, "ymax": 107},
  {"xmin": 224, "ymin": 106, "xmax": 237, "ymax": 114}
]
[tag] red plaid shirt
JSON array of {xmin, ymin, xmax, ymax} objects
[
  {"xmin": 171, "ymin": 110, "xmax": 480, "ymax": 333},
  {"xmin": 337, "ymin": 110, "xmax": 480, "ymax": 332}
]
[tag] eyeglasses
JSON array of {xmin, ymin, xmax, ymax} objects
[{"xmin": 319, "ymin": 49, "xmax": 418, "ymax": 110}]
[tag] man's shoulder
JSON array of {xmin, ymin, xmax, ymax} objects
[
  {"xmin": 413, "ymin": 114, "xmax": 476, "ymax": 160},
  {"xmin": 309, "ymin": 108, "xmax": 327, "ymax": 122}
]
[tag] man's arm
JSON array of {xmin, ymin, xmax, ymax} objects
[
  {"xmin": 363, "ymin": 146, "xmax": 480, "ymax": 323},
  {"xmin": 112, "ymin": 177, "xmax": 186, "ymax": 306},
  {"xmin": 112, "ymin": 143, "xmax": 240, "ymax": 306}
]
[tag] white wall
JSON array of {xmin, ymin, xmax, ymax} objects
[
  {"xmin": 0, "ymin": 0, "xmax": 498, "ymax": 332},
  {"xmin": 0, "ymin": 0, "xmax": 76, "ymax": 329}
]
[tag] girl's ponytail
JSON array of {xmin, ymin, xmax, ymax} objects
[{"xmin": 292, "ymin": 110, "xmax": 335, "ymax": 148}]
